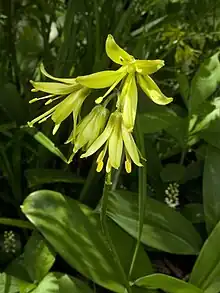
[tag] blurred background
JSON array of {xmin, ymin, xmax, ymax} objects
[{"xmin": 0, "ymin": 0, "xmax": 220, "ymax": 270}]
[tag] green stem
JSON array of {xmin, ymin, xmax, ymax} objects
[
  {"xmin": 128, "ymin": 116, "xmax": 147, "ymax": 279},
  {"xmin": 0, "ymin": 218, "xmax": 34, "ymax": 230},
  {"xmin": 100, "ymin": 175, "xmax": 131, "ymax": 293}
]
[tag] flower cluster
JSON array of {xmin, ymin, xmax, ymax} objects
[
  {"xmin": 29, "ymin": 35, "xmax": 172, "ymax": 174},
  {"xmin": 164, "ymin": 182, "xmax": 180, "ymax": 209},
  {"xmin": 3, "ymin": 230, "xmax": 17, "ymax": 254}
]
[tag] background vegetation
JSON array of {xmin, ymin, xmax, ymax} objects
[{"xmin": 1, "ymin": 0, "xmax": 220, "ymax": 292}]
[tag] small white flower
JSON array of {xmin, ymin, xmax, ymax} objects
[
  {"xmin": 3, "ymin": 230, "xmax": 17, "ymax": 254},
  {"xmin": 164, "ymin": 182, "xmax": 180, "ymax": 209}
]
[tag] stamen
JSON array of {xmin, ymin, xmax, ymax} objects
[
  {"xmin": 95, "ymin": 71, "xmax": 126, "ymax": 104},
  {"xmin": 45, "ymin": 95, "xmax": 62, "ymax": 105},
  {"xmin": 29, "ymin": 94, "xmax": 54, "ymax": 104}
]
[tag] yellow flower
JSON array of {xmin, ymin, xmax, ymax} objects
[
  {"xmin": 76, "ymin": 35, "xmax": 173, "ymax": 131},
  {"xmin": 67, "ymin": 105, "xmax": 110, "ymax": 163},
  {"xmin": 80, "ymin": 111, "xmax": 142, "ymax": 173},
  {"xmin": 28, "ymin": 64, "xmax": 91, "ymax": 135}
]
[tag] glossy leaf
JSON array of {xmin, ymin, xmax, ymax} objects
[
  {"xmin": 134, "ymin": 274, "xmax": 202, "ymax": 293},
  {"xmin": 0, "ymin": 273, "xmax": 19, "ymax": 293},
  {"xmin": 190, "ymin": 220, "xmax": 220, "ymax": 290},
  {"xmin": 23, "ymin": 231, "xmax": 55, "ymax": 282},
  {"xmin": 23, "ymin": 126, "xmax": 67, "ymax": 163},
  {"xmin": 58, "ymin": 274, "xmax": 93, "ymax": 293},
  {"xmin": 32, "ymin": 273, "xmax": 59, "ymax": 293},
  {"xmin": 25, "ymin": 169, "xmax": 84, "ymax": 187},
  {"xmin": 21, "ymin": 190, "xmax": 126, "ymax": 293},
  {"xmin": 203, "ymin": 145, "xmax": 220, "ymax": 232},
  {"xmin": 106, "ymin": 190, "xmax": 202, "ymax": 254},
  {"xmin": 190, "ymin": 52, "xmax": 220, "ymax": 113}
]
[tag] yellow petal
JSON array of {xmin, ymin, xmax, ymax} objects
[
  {"xmin": 30, "ymin": 80, "xmax": 80, "ymax": 95},
  {"xmin": 108, "ymin": 113, "xmax": 123, "ymax": 169},
  {"xmin": 137, "ymin": 74, "xmax": 173, "ymax": 105},
  {"xmin": 106, "ymin": 34, "xmax": 135, "ymax": 65},
  {"xmin": 135, "ymin": 60, "xmax": 164, "ymax": 75},
  {"xmin": 80, "ymin": 113, "xmax": 115, "ymax": 158},
  {"xmin": 120, "ymin": 74, "xmax": 137, "ymax": 131},
  {"xmin": 51, "ymin": 87, "xmax": 90, "ymax": 125},
  {"xmin": 40, "ymin": 63, "xmax": 77, "ymax": 84},
  {"xmin": 121, "ymin": 123, "xmax": 142, "ymax": 167},
  {"xmin": 125, "ymin": 150, "xmax": 132, "ymax": 173},
  {"xmin": 76, "ymin": 69, "xmax": 125, "ymax": 89}
]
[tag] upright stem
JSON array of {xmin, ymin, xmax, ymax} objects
[{"xmin": 100, "ymin": 175, "xmax": 131, "ymax": 293}]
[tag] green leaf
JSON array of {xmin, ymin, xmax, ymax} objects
[
  {"xmin": 177, "ymin": 72, "xmax": 189, "ymax": 106},
  {"xmin": 23, "ymin": 126, "xmax": 67, "ymax": 163},
  {"xmin": 181, "ymin": 204, "xmax": 204, "ymax": 224},
  {"xmin": 203, "ymin": 145, "xmax": 220, "ymax": 233},
  {"xmin": 0, "ymin": 83, "xmax": 28, "ymax": 124},
  {"xmin": 190, "ymin": 220, "xmax": 220, "ymax": 290},
  {"xmin": 189, "ymin": 52, "xmax": 220, "ymax": 113},
  {"xmin": 57, "ymin": 274, "xmax": 93, "ymax": 293},
  {"xmin": 160, "ymin": 164, "xmax": 186, "ymax": 182},
  {"xmin": 23, "ymin": 231, "xmax": 55, "ymax": 282},
  {"xmin": 138, "ymin": 111, "xmax": 180, "ymax": 134},
  {"xmin": 204, "ymin": 281, "xmax": 220, "ymax": 293},
  {"xmin": 103, "ymin": 215, "xmax": 153, "ymax": 280},
  {"xmin": 21, "ymin": 190, "xmax": 126, "ymax": 293},
  {"xmin": 25, "ymin": 169, "xmax": 84, "ymax": 188},
  {"xmin": 134, "ymin": 274, "xmax": 202, "ymax": 293},
  {"xmin": 106, "ymin": 190, "xmax": 202, "ymax": 254},
  {"xmin": 0, "ymin": 273, "xmax": 19, "ymax": 293},
  {"xmin": 32, "ymin": 273, "xmax": 59, "ymax": 293}
]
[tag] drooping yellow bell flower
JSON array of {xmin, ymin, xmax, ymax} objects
[
  {"xmin": 67, "ymin": 105, "xmax": 110, "ymax": 163},
  {"xmin": 28, "ymin": 64, "xmax": 91, "ymax": 135},
  {"xmin": 76, "ymin": 35, "xmax": 173, "ymax": 131},
  {"xmin": 80, "ymin": 111, "xmax": 143, "ymax": 173}
]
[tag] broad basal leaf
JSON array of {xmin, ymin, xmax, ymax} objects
[
  {"xmin": 25, "ymin": 168, "xmax": 84, "ymax": 188},
  {"xmin": 0, "ymin": 273, "xmax": 19, "ymax": 293},
  {"xmin": 203, "ymin": 145, "xmax": 220, "ymax": 233},
  {"xmin": 57, "ymin": 274, "xmax": 93, "ymax": 293},
  {"xmin": 134, "ymin": 274, "xmax": 202, "ymax": 293},
  {"xmin": 23, "ymin": 231, "xmax": 55, "ymax": 282},
  {"xmin": 190, "ymin": 220, "xmax": 220, "ymax": 290},
  {"xmin": 21, "ymin": 190, "xmax": 126, "ymax": 293},
  {"xmin": 106, "ymin": 190, "xmax": 202, "ymax": 254},
  {"xmin": 32, "ymin": 273, "xmax": 59, "ymax": 293}
]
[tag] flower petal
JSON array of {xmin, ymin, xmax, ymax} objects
[
  {"xmin": 108, "ymin": 113, "xmax": 123, "ymax": 169},
  {"xmin": 137, "ymin": 74, "xmax": 173, "ymax": 105},
  {"xmin": 76, "ymin": 69, "xmax": 125, "ymax": 89},
  {"xmin": 40, "ymin": 63, "xmax": 77, "ymax": 84},
  {"xmin": 80, "ymin": 113, "xmax": 115, "ymax": 158},
  {"xmin": 30, "ymin": 81, "xmax": 80, "ymax": 95},
  {"xmin": 120, "ymin": 74, "xmax": 137, "ymax": 131},
  {"xmin": 135, "ymin": 60, "xmax": 164, "ymax": 75},
  {"xmin": 105, "ymin": 34, "xmax": 134, "ymax": 65},
  {"xmin": 121, "ymin": 124, "xmax": 142, "ymax": 167},
  {"xmin": 51, "ymin": 87, "xmax": 90, "ymax": 125}
]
